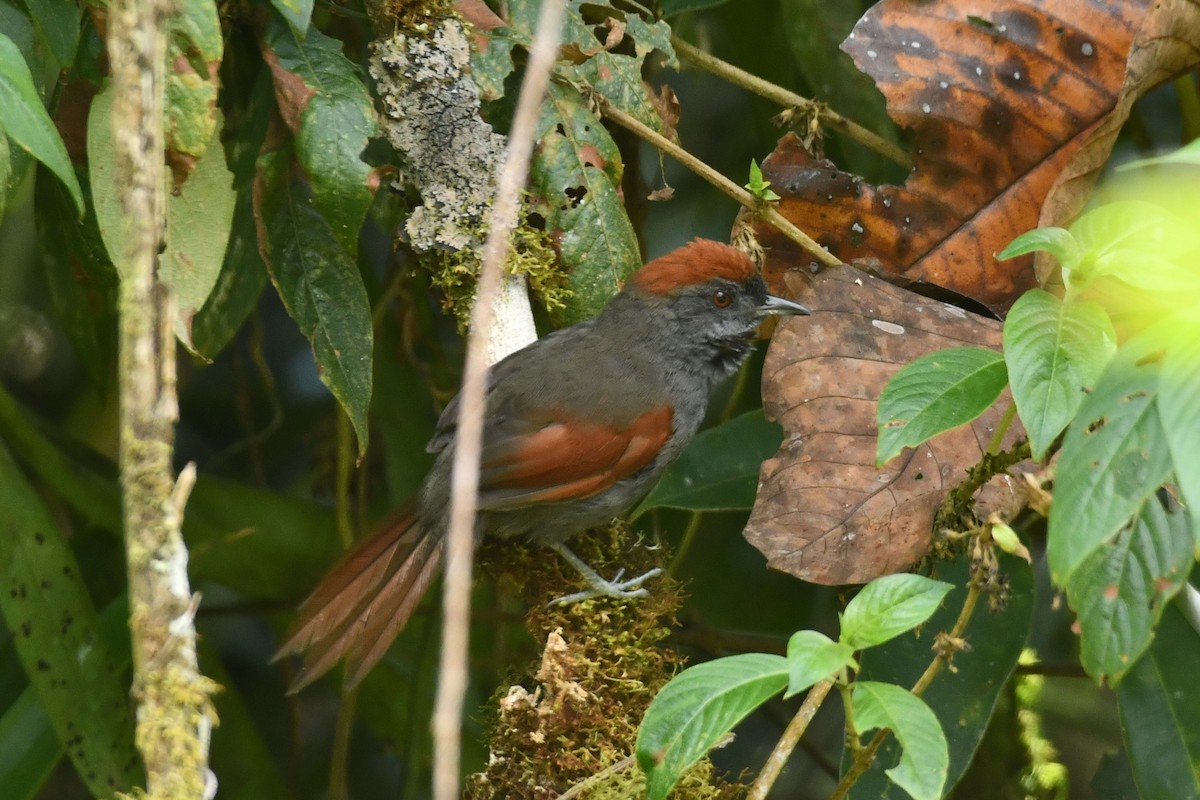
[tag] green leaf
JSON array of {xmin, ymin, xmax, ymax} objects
[
  {"xmin": 255, "ymin": 145, "xmax": 373, "ymax": 456},
  {"xmin": 784, "ymin": 630, "xmax": 854, "ymax": 698},
  {"xmin": 852, "ymin": 681, "xmax": 948, "ymax": 800},
  {"xmin": 840, "ymin": 574, "xmax": 953, "ymax": 650},
  {"xmin": 469, "ymin": 26, "xmax": 516, "ymax": 102},
  {"xmin": 876, "ymin": 347, "xmax": 1008, "ymax": 467},
  {"xmin": 1068, "ymin": 200, "xmax": 1200, "ymax": 292},
  {"xmin": 1003, "ymin": 289, "xmax": 1116, "ymax": 459},
  {"xmin": 16, "ymin": 0, "xmax": 79, "ymax": 67},
  {"xmin": 163, "ymin": 113, "xmax": 236, "ymax": 351},
  {"xmin": 0, "ymin": 597, "xmax": 130, "ymax": 800},
  {"xmin": 745, "ymin": 159, "xmax": 779, "ymax": 201},
  {"xmin": 637, "ymin": 653, "xmax": 788, "ymax": 800},
  {"xmin": 1067, "ymin": 497, "xmax": 1193, "ymax": 684},
  {"xmin": 1116, "ymin": 604, "xmax": 1200, "ymax": 800},
  {"xmin": 658, "ymin": 0, "xmax": 731, "ymax": 15},
  {"xmin": 0, "ymin": 687, "xmax": 59, "ymax": 800},
  {"xmin": 997, "ymin": 227, "xmax": 1078, "ymax": 273},
  {"xmin": 1047, "ymin": 337, "xmax": 1173, "ymax": 585},
  {"xmin": 531, "ymin": 82, "xmax": 640, "ymax": 323},
  {"xmin": 634, "ymin": 410, "xmax": 783, "ymax": 516},
  {"xmin": 268, "ymin": 0, "xmax": 314, "ymax": 38},
  {"xmin": 0, "ymin": 134, "xmax": 10, "ymax": 219},
  {"xmin": 1158, "ymin": 318, "xmax": 1200, "ymax": 546},
  {"xmin": 0, "ymin": 443, "xmax": 140, "ymax": 797},
  {"xmin": 191, "ymin": 71, "xmax": 273, "ymax": 359},
  {"xmin": 36, "ymin": 167, "xmax": 118, "ymax": 389},
  {"xmin": 88, "ymin": 85, "xmax": 236, "ymax": 350},
  {"xmin": 0, "ymin": 32, "xmax": 83, "ymax": 213},
  {"xmin": 263, "ymin": 18, "xmax": 376, "ymax": 255},
  {"xmin": 185, "ymin": 473, "xmax": 342, "ymax": 601},
  {"xmin": 166, "ymin": 0, "xmax": 222, "ymax": 162},
  {"xmin": 850, "ymin": 551, "xmax": 1034, "ymax": 800},
  {"xmin": 201, "ymin": 642, "xmax": 288, "ymax": 799}
]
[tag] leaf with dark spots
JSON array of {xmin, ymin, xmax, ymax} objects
[
  {"xmin": 755, "ymin": 0, "xmax": 1200, "ymax": 315},
  {"xmin": 745, "ymin": 266, "xmax": 1029, "ymax": 585},
  {"xmin": 0, "ymin": 444, "xmax": 141, "ymax": 796}
]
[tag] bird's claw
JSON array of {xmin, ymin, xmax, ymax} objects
[{"xmin": 549, "ymin": 567, "xmax": 663, "ymax": 606}]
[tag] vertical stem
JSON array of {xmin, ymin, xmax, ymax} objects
[
  {"xmin": 108, "ymin": 0, "xmax": 215, "ymax": 795},
  {"xmin": 746, "ymin": 680, "xmax": 834, "ymax": 800},
  {"xmin": 430, "ymin": 2, "xmax": 565, "ymax": 798}
]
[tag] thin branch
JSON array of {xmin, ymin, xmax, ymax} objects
[
  {"xmin": 671, "ymin": 36, "xmax": 912, "ymax": 170},
  {"xmin": 594, "ymin": 95, "xmax": 841, "ymax": 269},
  {"xmin": 556, "ymin": 755, "xmax": 636, "ymax": 800},
  {"xmin": 828, "ymin": 568, "xmax": 987, "ymax": 800},
  {"xmin": 747, "ymin": 680, "xmax": 835, "ymax": 800},
  {"xmin": 430, "ymin": 2, "xmax": 566, "ymax": 798},
  {"xmin": 109, "ymin": 0, "xmax": 216, "ymax": 794}
]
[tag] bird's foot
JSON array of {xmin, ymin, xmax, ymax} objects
[
  {"xmin": 549, "ymin": 566, "xmax": 664, "ymax": 606},
  {"xmin": 545, "ymin": 540, "xmax": 663, "ymax": 606}
]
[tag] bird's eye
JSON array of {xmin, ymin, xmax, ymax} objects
[{"xmin": 711, "ymin": 290, "xmax": 733, "ymax": 308}]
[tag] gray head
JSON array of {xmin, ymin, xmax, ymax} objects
[{"xmin": 623, "ymin": 239, "xmax": 809, "ymax": 377}]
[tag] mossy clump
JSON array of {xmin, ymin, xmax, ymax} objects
[
  {"xmin": 428, "ymin": 220, "xmax": 571, "ymax": 330},
  {"xmin": 467, "ymin": 525, "xmax": 742, "ymax": 799}
]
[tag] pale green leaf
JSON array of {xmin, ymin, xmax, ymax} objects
[
  {"xmin": 637, "ymin": 653, "xmax": 788, "ymax": 800},
  {"xmin": 852, "ymin": 682, "xmax": 948, "ymax": 800},
  {"xmin": 1003, "ymin": 289, "xmax": 1116, "ymax": 459},
  {"xmin": 785, "ymin": 630, "xmax": 854, "ymax": 698},
  {"xmin": 876, "ymin": 347, "xmax": 1008, "ymax": 467},
  {"xmin": 841, "ymin": 574, "xmax": 953, "ymax": 650}
]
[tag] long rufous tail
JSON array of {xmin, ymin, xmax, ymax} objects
[{"xmin": 275, "ymin": 511, "xmax": 443, "ymax": 693}]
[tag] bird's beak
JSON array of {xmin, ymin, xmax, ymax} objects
[{"xmin": 759, "ymin": 294, "xmax": 810, "ymax": 317}]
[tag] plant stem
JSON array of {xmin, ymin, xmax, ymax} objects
[
  {"xmin": 986, "ymin": 401, "xmax": 1018, "ymax": 456},
  {"xmin": 666, "ymin": 512, "xmax": 703, "ymax": 578},
  {"xmin": 432, "ymin": 3, "xmax": 565, "ymax": 798},
  {"xmin": 594, "ymin": 95, "xmax": 841, "ymax": 269},
  {"xmin": 828, "ymin": 566, "xmax": 987, "ymax": 800},
  {"xmin": 747, "ymin": 680, "xmax": 835, "ymax": 800},
  {"xmin": 330, "ymin": 687, "xmax": 358, "ymax": 800},
  {"xmin": 671, "ymin": 36, "xmax": 912, "ymax": 170}
]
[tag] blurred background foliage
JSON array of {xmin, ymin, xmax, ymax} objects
[{"xmin": 0, "ymin": 0, "xmax": 1194, "ymax": 797}]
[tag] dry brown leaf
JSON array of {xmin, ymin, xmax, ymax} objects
[
  {"xmin": 745, "ymin": 0, "xmax": 1200, "ymax": 586},
  {"xmin": 1038, "ymin": 0, "xmax": 1200, "ymax": 263},
  {"xmin": 756, "ymin": 0, "xmax": 1184, "ymax": 315},
  {"xmin": 746, "ymin": 266, "xmax": 1025, "ymax": 585}
]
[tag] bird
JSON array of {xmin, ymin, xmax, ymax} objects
[{"xmin": 276, "ymin": 238, "xmax": 809, "ymax": 691}]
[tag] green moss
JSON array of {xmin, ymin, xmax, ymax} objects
[
  {"xmin": 467, "ymin": 525, "xmax": 740, "ymax": 799},
  {"xmin": 424, "ymin": 217, "xmax": 571, "ymax": 331}
]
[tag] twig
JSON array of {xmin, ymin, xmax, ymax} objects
[
  {"xmin": 109, "ymin": 0, "xmax": 217, "ymax": 794},
  {"xmin": 827, "ymin": 568, "xmax": 987, "ymax": 800},
  {"xmin": 430, "ymin": 2, "xmax": 565, "ymax": 799},
  {"xmin": 330, "ymin": 687, "xmax": 358, "ymax": 800},
  {"xmin": 594, "ymin": 95, "xmax": 841, "ymax": 269},
  {"xmin": 671, "ymin": 36, "xmax": 911, "ymax": 170},
  {"xmin": 556, "ymin": 755, "xmax": 636, "ymax": 800},
  {"xmin": 747, "ymin": 680, "xmax": 835, "ymax": 800}
]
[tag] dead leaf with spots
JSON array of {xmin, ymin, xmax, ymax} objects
[
  {"xmin": 746, "ymin": 0, "xmax": 1200, "ymax": 585},
  {"xmin": 747, "ymin": 266, "xmax": 1026, "ymax": 584},
  {"xmin": 756, "ymin": 0, "xmax": 1200, "ymax": 315}
]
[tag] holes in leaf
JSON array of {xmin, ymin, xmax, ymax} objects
[
  {"xmin": 564, "ymin": 185, "xmax": 587, "ymax": 209},
  {"xmin": 1086, "ymin": 417, "xmax": 1106, "ymax": 434},
  {"xmin": 1120, "ymin": 390, "xmax": 1149, "ymax": 404}
]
